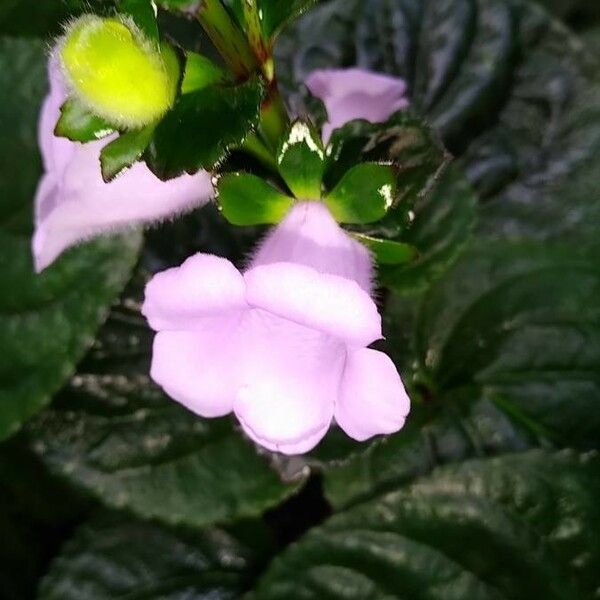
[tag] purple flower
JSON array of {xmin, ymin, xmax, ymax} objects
[
  {"xmin": 143, "ymin": 201, "xmax": 410, "ymax": 454},
  {"xmin": 32, "ymin": 52, "xmax": 213, "ymax": 272},
  {"xmin": 305, "ymin": 67, "xmax": 409, "ymax": 142}
]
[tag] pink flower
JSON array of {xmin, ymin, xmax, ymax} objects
[
  {"xmin": 142, "ymin": 201, "xmax": 410, "ymax": 455},
  {"xmin": 32, "ymin": 52, "xmax": 213, "ymax": 272},
  {"xmin": 305, "ymin": 67, "xmax": 409, "ymax": 142}
]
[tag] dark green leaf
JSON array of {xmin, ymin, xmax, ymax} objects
[
  {"xmin": 352, "ymin": 233, "xmax": 417, "ymax": 265},
  {"xmin": 119, "ymin": 0, "xmax": 159, "ymax": 43},
  {"xmin": 55, "ymin": 98, "xmax": 115, "ymax": 143},
  {"xmin": 256, "ymin": 450, "xmax": 600, "ymax": 600},
  {"xmin": 325, "ymin": 112, "xmax": 449, "ymax": 204},
  {"xmin": 146, "ymin": 78, "xmax": 263, "ymax": 180},
  {"xmin": 376, "ymin": 165, "xmax": 476, "ymax": 293},
  {"xmin": 0, "ymin": 438, "xmax": 90, "ymax": 599},
  {"xmin": 100, "ymin": 125, "xmax": 155, "ymax": 182},
  {"xmin": 325, "ymin": 163, "xmax": 396, "ymax": 224},
  {"xmin": 0, "ymin": 37, "xmax": 141, "ymax": 441},
  {"xmin": 181, "ymin": 52, "xmax": 227, "ymax": 94},
  {"xmin": 322, "ymin": 239, "xmax": 600, "ymax": 508},
  {"xmin": 218, "ymin": 173, "xmax": 294, "ymax": 225},
  {"xmin": 27, "ymin": 269, "xmax": 301, "ymax": 528},
  {"xmin": 38, "ymin": 511, "xmax": 268, "ymax": 600},
  {"xmin": 277, "ymin": 119, "xmax": 325, "ymax": 198}
]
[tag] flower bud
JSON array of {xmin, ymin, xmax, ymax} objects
[{"xmin": 60, "ymin": 15, "xmax": 179, "ymax": 128}]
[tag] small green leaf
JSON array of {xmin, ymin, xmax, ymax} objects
[
  {"xmin": 54, "ymin": 97, "xmax": 115, "ymax": 142},
  {"xmin": 325, "ymin": 162, "xmax": 396, "ymax": 224},
  {"xmin": 277, "ymin": 119, "xmax": 325, "ymax": 198},
  {"xmin": 118, "ymin": 0, "xmax": 159, "ymax": 43},
  {"xmin": 352, "ymin": 233, "xmax": 417, "ymax": 265},
  {"xmin": 181, "ymin": 52, "xmax": 227, "ymax": 94},
  {"xmin": 218, "ymin": 173, "xmax": 294, "ymax": 225},
  {"xmin": 146, "ymin": 78, "xmax": 263, "ymax": 180},
  {"xmin": 100, "ymin": 124, "xmax": 155, "ymax": 181}
]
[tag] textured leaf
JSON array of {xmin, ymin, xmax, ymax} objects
[
  {"xmin": 0, "ymin": 37, "xmax": 141, "ymax": 441},
  {"xmin": 277, "ymin": 0, "xmax": 600, "ymax": 245},
  {"xmin": 146, "ymin": 79, "xmax": 263, "ymax": 180},
  {"xmin": 255, "ymin": 451, "xmax": 600, "ymax": 600},
  {"xmin": 38, "ymin": 511, "xmax": 268, "ymax": 600},
  {"xmin": 322, "ymin": 240, "xmax": 600, "ymax": 508},
  {"xmin": 217, "ymin": 173, "xmax": 294, "ymax": 225},
  {"xmin": 27, "ymin": 268, "xmax": 300, "ymax": 528},
  {"xmin": 55, "ymin": 98, "xmax": 116, "ymax": 143}
]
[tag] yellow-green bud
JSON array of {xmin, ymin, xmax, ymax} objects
[{"xmin": 60, "ymin": 15, "xmax": 179, "ymax": 128}]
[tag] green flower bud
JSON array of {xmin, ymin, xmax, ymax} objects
[{"xmin": 60, "ymin": 15, "xmax": 179, "ymax": 128}]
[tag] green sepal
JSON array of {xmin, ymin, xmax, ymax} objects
[
  {"xmin": 325, "ymin": 162, "xmax": 396, "ymax": 224},
  {"xmin": 277, "ymin": 119, "xmax": 325, "ymax": 199},
  {"xmin": 55, "ymin": 97, "xmax": 116, "ymax": 143},
  {"xmin": 100, "ymin": 124, "xmax": 155, "ymax": 182},
  {"xmin": 217, "ymin": 173, "xmax": 294, "ymax": 225},
  {"xmin": 181, "ymin": 52, "xmax": 228, "ymax": 94},
  {"xmin": 352, "ymin": 233, "xmax": 418, "ymax": 265}
]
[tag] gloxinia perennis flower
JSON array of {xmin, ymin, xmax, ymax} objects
[
  {"xmin": 32, "ymin": 52, "xmax": 213, "ymax": 272},
  {"xmin": 143, "ymin": 201, "xmax": 410, "ymax": 455},
  {"xmin": 305, "ymin": 67, "xmax": 409, "ymax": 142}
]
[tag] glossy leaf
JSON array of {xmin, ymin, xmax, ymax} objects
[
  {"xmin": 325, "ymin": 162, "xmax": 396, "ymax": 224},
  {"xmin": 100, "ymin": 124, "xmax": 155, "ymax": 182},
  {"xmin": 38, "ymin": 511, "xmax": 268, "ymax": 600},
  {"xmin": 256, "ymin": 451, "xmax": 600, "ymax": 600},
  {"xmin": 146, "ymin": 78, "xmax": 263, "ymax": 180},
  {"xmin": 377, "ymin": 165, "xmax": 476, "ymax": 293},
  {"xmin": 55, "ymin": 97, "xmax": 115, "ymax": 143},
  {"xmin": 218, "ymin": 173, "xmax": 294, "ymax": 225},
  {"xmin": 325, "ymin": 111, "xmax": 449, "ymax": 204},
  {"xmin": 277, "ymin": 120, "xmax": 325, "ymax": 198},
  {"xmin": 323, "ymin": 240, "xmax": 600, "ymax": 508},
  {"xmin": 27, "ymin": 269, "xmax": 300, "ymax": 528},
  {"xmin": 0, "ymin": 37, "xmax": 141, "ymax": 442}
]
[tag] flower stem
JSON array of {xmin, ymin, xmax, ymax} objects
[{"xmin": 196, "ymin": 0, "xmax": 257, "ymax": 78}]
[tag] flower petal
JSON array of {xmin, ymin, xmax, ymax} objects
[
  {"xmin": 150, "ymin": 322, "xmax": 243, "ymax": 418},
  {"xmin": 249, "ymin": 201, "xmax": 373, "ymax": 292},
  {"xmin": 143, "ymin": 253, "xmax": 247, "ymax": 331},
  {"xmin": 33, "ymin": 140, "xmax": 214, "ymax": 271},
  {"xmin": 335, "ymin": 348, "xmax": 410, "ymax": 441},
  {"xmin": 244, "ymin": 262, "xmax": 381, "ymax": 347},
  {"xmin": 305, "ymin": 67, "xmax": 409, "ymax": 142},
  {"xmin": 233, "ymin": 309, "xmax": 344, "ymax": 454},
  {"xmin": 32, "ymin": 49, "xmax": 214, "ymax": 272}
]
